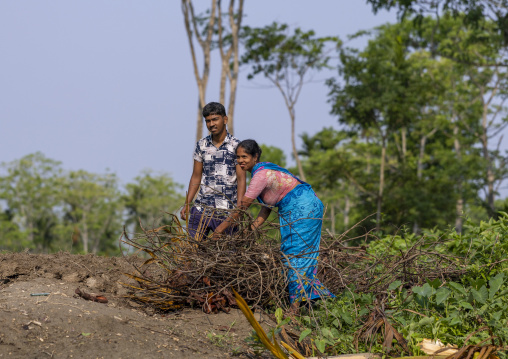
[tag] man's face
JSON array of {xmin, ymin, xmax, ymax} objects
[{"xmin": 204, "ymin": 114, "xmax": 228, "ymax": 135}]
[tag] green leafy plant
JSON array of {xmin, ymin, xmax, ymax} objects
[{"xmin": 267, "ymin": 215, "xmax": 508, "ymax": 357}]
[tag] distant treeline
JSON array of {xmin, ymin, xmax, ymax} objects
[
  {"xmin": 296, "ymin": 16, "xmax": 508, "ymax": 235},
  {"xmin": 0, "ymin": 152, "xmax": 183, "ymax": 254},
  {"xmin": 2, "ymin": 14, "xmax": 508, "ymax": 253},
  {"xmin": 238, "ymin": 15, "xmax": 508, "ymax": 236}
]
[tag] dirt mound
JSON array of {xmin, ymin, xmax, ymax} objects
[
  {"xmin": 0, "ymin": 252, "xmax": 134, "ymax": 297},
  {"xmin": 0, "ymin": 252, "xmax": 274, "ymax": 358}
]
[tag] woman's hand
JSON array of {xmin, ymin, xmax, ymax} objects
[
  {"xmin": 212, "ymin": 223, "xmax": 227, "ymax": 240},
  {"xmin": 252, "ymin": 206, "xmax": 271, "ymax": 229},
  {"xmin": 249, "ymin": 224, "xmax": 260, "ymax": 239}
]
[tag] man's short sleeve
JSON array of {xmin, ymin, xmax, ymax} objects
[
  {"xmin": 232, "ymin": 148, "xmax": 238, "ymax": 166},
  {"xmin": 193, "ymin": 141, "xmax": 203, "ymax": 163},
  {"xmin": 231, "ymin": 139, "xmax": 239, "ymax": 166}
]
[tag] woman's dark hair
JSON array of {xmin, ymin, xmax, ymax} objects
[
  {"xmin": 202, "ymin": 102, "xmax": 226, "ymax": 118},
  {"xmin": 237, "ymin": 139, "xmax": 262, "ymax": 161}
]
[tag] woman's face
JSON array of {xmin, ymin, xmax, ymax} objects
[{"xmin": 236, "ymin": 146, "xmax": 258, "ymax": 172}]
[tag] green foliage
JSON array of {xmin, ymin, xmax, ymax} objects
[
  {"xmin": 59, "ymin": 170, "xmax": 122, "ymax": 254},
  {"xmin": 241, "ymin": 22, "xmax": 339, "ymax": 179},
  {"xmin": 284, "ymin": 291, "xmax": 374, "ymax": 355},
  {"xmin": 122, "ymin": 169, "xmax": 184, "ymax": 231},
  {"xmin": 0, "ymin": 153, "xmax": 184, "ymax": 254},
  {"xmin": 278, "ymin": 215, "xmax": 508, "ymax": 357},
  {"xmin": 368, "ymin": 212, "xmax": 508, "ymax": 276},
  {"xmin": 366, "ymin": 0, "xmax": 508, "ymax": 47},
  {"xmin": 0, "ymin": 209, "xmax": 27, "ymax": 250},
  {"xmin": 446, "ymin": 213, "xmax": 508, "ymax": 275},
  {"xmin": 391, "ymin": 274, "xmax": 508, "ymax": 351},
  {"xmin": 241, "ymin": 22, "xmax": 338, "ymax": 81},
  {"xmin": 317, "ymin": 15, "xmax": 507, "ymax": 235},
  {"xmin": 259, "ymin": 144, "xmax": 287, "ymax": 168},
  {"xmin": 0, "ymin": 152, "xmax": 62, "ymax": 251}
]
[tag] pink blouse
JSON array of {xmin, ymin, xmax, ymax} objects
[{"xmin": 244, "ymin": 169, "xmax": 299, "ymax": 205}]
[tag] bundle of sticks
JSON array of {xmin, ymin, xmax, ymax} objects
[{"xmin": 120, "ymin": 209, "xmax": 466, "ymax": 313}]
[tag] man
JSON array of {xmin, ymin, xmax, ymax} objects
[{"xmin": 180, "ymin": 102, "xmax": 246, "ymax": 239}]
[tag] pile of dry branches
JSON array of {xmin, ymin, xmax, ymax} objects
[
  {"xmin": 318, "ymin": 227, "xmax": 467, "ymax": 295},
  {"xmin": 119, "ymin": 209, "xmax": 466, "ymax": 313}
]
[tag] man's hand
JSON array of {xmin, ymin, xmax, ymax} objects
[{"xmin": 180, "ymin": 206, "xmax": 188, "ymax": 220}]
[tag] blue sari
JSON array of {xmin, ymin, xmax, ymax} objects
[{"xmin": 252, "ymin": 162, "xmax": 334, "ymax": 304}]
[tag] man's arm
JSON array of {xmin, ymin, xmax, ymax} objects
[
  {"xmin": 236, "ymin": 164, "xmax": 246, "ymax": 207},
  {"xmin": 180, "ymin": 160, "xmax": 203, "ymax": 220}
]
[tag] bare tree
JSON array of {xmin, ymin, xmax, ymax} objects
[
  {"xmin": 217, "ymin": 0, "xmax": 244, "ymax": 135},
  {"xmin": 182, "ymin": 0, "xmax": 218, "ymax": 142},
  {"xmin": 241, "ymin": 23, "xmax": 335, "ymax": 180},
  {"xmin": 474, "ymin": 68, "xmax": 508, "ymax": 214}
]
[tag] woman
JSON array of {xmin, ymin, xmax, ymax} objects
[{"xmin": 214, "ymin": 139, "xmax": 334, "ymax": 310}]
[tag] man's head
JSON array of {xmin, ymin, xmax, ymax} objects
[
  {"xmin": 202, "ymin": 102, "xmax": 228, "ymax": 137},
  {"xmin": 202, "ymin": 102, "xmax": 226, "ymax": 118}
]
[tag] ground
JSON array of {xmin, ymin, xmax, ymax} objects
[{"xmin": 0, "ymin": 252, "xmax": 276, "ymax": 359}]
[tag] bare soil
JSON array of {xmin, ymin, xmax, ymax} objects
[{"xmin": 0, "ymin": 252, "xmax": 276, "ymax": 359}]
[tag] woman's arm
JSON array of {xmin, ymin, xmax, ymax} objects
[
  {"xmin": 251, "ymin": 206, "xmax": 272, "ymax": 229},
  {"xmin": 213, "ymin": 196, "xmax": 256, "ymax": 236},
  {"xmin": 213, "ymin": 171, "xmax": 269, "ymax": 239}
]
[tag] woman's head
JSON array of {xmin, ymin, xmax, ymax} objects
[{"xmin": 236, "ymin": 139, "xmax": 262, "ymax": 172}]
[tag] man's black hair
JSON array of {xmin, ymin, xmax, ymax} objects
[
  {"xmin": 202, "ymin": 102, "xmax": 226, "ymax": 118},
  {"xmin": 237, "ymin": 139, "xmax": 262, "ymax": 161}
]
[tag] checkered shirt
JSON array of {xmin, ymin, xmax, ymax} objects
[{"xmin": 193, "ymin": 133, "xmax": 239, "ymax": 210}]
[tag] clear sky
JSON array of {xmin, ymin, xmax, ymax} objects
[{"xmin": 0, "ymin": 1, "xmax": 396, "ymax": 187}]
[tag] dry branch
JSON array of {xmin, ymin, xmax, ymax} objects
[{"xmin": 119, "ymin": 210, "xmax": 466, "ymax": 313}]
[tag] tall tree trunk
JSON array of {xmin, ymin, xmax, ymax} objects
[
  {"xmin": 366, "ymin": 136, "xmax": 371, "ymax": 174},
  {"xmin": 481, "ymin": 102, "xmax": 495, "ymax": 215},
  {"xmin": 195, "ymin": 98, "xmax": 203, "ymax": 141},
  {"xmin": 227, "ymin": 66, "xmax": 238, "ymax": 135},
  {"xmin": 330, "ymin": 204, "xmax": 335, "ymax": 235},
  {"xmin": 219, "ymin": 60, "xmax": 227, "ymax": 106},
  {"xmin": 413, "ymin": 135, "xmax": 427, "ymax": 234},
  {"xmin": 476, "ymin": 76, "xmax": 501, "ymax": 216},
  {"xmin": 82, "ymin": 216, "xmax": 89, "ymax": 254},
  {"xmin": 290, "ymin": 108, "xmax": 306, "ymax": 181},
  {"xmin": 23, "ymin": 204, "xmax": 35, "ymax": 245},
  {"xmin": 217, "ymin": 0, "xmax": 243, "ymax": 136},
  {"xmin": 225, "ymin": 0, "xmax": 243, "ymax": 136},
  {"xmin": 454, "ymin": 124, "xmax": 464, "ymax": 233},
  {"xmin": 27, "ymin": 220, "xmax": 34, "ymax": 245},
  {"xmin": 344, "ymin": 195, "xmax": 350, "ymax": 230},
  {"xmin": 182, "ymin": 0, "xmax": 217, "ymax": 142},
  {"xmin": 376, "ymin": 136, "xmax": 386, "ymax": 231},
  {"xmin": 414, "ymin": 128, "xmax": 437, "ymax": 234},
  {"xmin": 401, "ymin": 126, "xmax": 407, "ymax": 163},
  {"xmin": 91, "ymin": 214, "xmax": 112, "ymax": 254},
  {"xmin": 455, "ymin": 196, "xmax": 464, "ymax": 233},
  {"xmin": 416, "ymin": 135, "xmax": 427, "ymax": 179}
]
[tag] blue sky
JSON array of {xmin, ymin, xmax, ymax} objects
[{"xmin": 0, "ymin": 1, "xmax": 398, "ymax": 187}]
